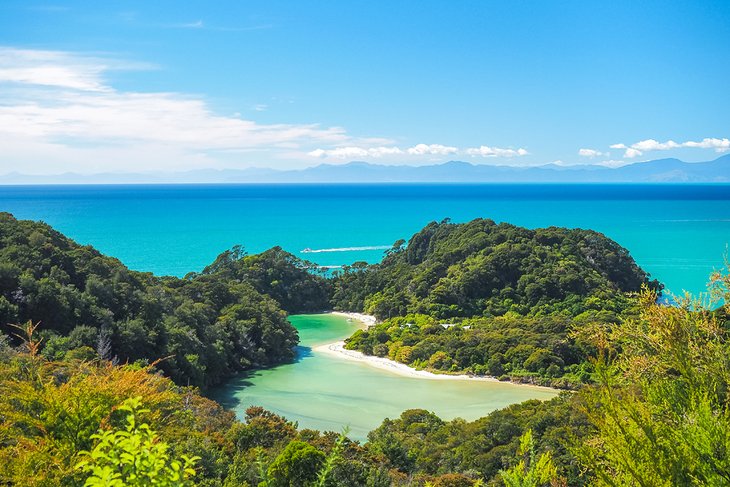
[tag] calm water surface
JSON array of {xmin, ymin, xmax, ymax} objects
[{"xmin": 214, "ymin": 314, "xmax": 558, "ymax": 441}]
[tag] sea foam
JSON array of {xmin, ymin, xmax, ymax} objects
[{"xmin": 301, "ymin": 245, "xmax": 391, "ymax": 254}]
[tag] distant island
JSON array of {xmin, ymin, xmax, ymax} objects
[{"xmin": 2, "ymin": 154, "xmax": 729, "ymax": 184}]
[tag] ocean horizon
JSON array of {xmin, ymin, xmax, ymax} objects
[{"xmin": 1, "ymin": 183, "xmax": 728, "ymax": 298}]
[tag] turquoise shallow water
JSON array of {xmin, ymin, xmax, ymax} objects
[
  {"xmin": 214, "ymin": 314, "xmax": 558, "ymax": 441},
  {"xmin": 0, "ymin": 184, "xmax": 728, "ymax": 297},
  {"xmin": 2, "ymin": 183, "xmax": 728, "ymax": 437}
]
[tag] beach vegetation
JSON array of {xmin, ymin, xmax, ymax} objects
[{"xmin": 337, "ymin": 218, "xmax": 657, "ymax": 387}]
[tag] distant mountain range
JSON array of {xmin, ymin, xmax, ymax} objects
[{"xmin": 2, "ymin": 155, "xmax": 729, "ymax": 184}]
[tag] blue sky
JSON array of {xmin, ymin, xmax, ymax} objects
[{"xmin": 0, "ymin": 0, "xmax": 728, "ymax": 174}]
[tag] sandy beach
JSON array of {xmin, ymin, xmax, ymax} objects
[
  {"xmin": 316, "ymin": 341, "xmax": 558, "ymax": 392},
  {"xmin": 328, "ymin": 311, "xmax": 377, "ymax": 328},
  {"xmin": 313, "ymin": 341, "xmax": 504, "ymax": 382},
  {"xmin": 318, "ymin": 312, "xmax": 557, "ymax": 391}
]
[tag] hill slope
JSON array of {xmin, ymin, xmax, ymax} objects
[
  {"xmin": 332, "ymin": 218, "xmax": 658, "ymax": 319},
  {"xmin": 0, "ymin": 212, "xmax": 303, "ymax": 388},
  {"xmin": 334, "ymin": 218, "xmax": 660, "ymax": 387}
]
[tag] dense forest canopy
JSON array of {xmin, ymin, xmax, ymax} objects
[
  {"xmin": 333, "ymin": 218, "xmax": 657, "ymax": 386},
  {"xmin": 331, "ymin": 218, "xmax": 658, "ymax": 319},
  {"xmin": 0, "ymin": 212, "xmax": 302, "ymax": 388},
  {"xmin": 198, "ymin": 244, "xmax": 331, "ymax": 313}
]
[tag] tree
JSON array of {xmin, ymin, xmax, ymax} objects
[
  {"xmin": 499, "ymin": 430, "xmax": 559, "ymax": 487},
  {"xmin": 266, "ymin": 440, "xmax": 325, "ymax": 487},
  {"xmin": 574, "ymin": 276, "xmax": 730, "ymax": 486},
  {"xmin": 76, "ymin": 397, "xmax": 199, "ymax": 487}
]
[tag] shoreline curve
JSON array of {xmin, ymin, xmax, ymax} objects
[{"xmin": 318, "ymin": 312, "xmax": 557, "ymax": 392}]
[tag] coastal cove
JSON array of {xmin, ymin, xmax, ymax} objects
[
  {"xmin": 3, "ymin": 4, "xmax": 728, "ymax": 483},
  {"xmin": 213, "ymin": 313, "xmax": 558, "ymax": 441}
]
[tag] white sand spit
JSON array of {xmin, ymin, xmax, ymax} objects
[
  {"xmin": 317, "ymin": 312, "xmax": 557, "ymax": 391},
  {"xmin": 328, "ymin": 311, "xmax": 377, "ymax": 328}
]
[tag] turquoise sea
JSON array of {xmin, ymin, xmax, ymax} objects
[{"xmin": 0, "ymin": 184, "xmax": 729, "ymax": 297}]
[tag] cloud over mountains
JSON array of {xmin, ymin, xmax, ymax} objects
[{"xmin": 0, "ymin": 46, "xmax": 727, "ymax": 176}]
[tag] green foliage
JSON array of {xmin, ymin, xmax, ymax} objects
[
  {"xmin": 313, "ymin": 427, "xmax": 349, "ymax": 487},
  {"xmin": 345, "ymin": 312, "xmax": 608, "ymax": 388},
  {"xmin": 76, "ymin": 397, "xmax": 200, "ymax": 486},
  {"xmin": 427, "ymin": 474, "xmax": 483, "ymax": 486},
  {"xmin": 266, "ymin": 441, "xmax": 325, "ymax": 486},
  {"xmin": 230, "ymin": 406, "xmax": 298, "ymax": 451},
  {"xmin": 366, "ymin": 398, "xmax": 588, "ymax": 486},
  {"xmin": 498, "ymin": 430, "xmax": 559, "ymax": 487},
  {"xmin": 338, "ymin": 218, "xmax": 656, "ymax": 387},
  {"xmin": 574, "ymin": 279, "xmax": 730, "ymax": 486},
  {"xmin": 332, "ymin": 218, "xmax": 657, "ymax": 320},
  {"xmin": 0, "ymin": 213, "xmax": 299, "ymax": 388},
  {"xmin": 0, "ymin": 345, "xmax": 237, "ymax": 486},
  {"xmin": 200, "ymin": 245, "xmax": 331, "ymax": 313}
]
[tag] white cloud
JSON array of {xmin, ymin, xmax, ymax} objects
[
  {"xmin": 465, "ymin": 145, "xmax": 528, "ymax": 158},
  {"xmin": 406, "ymin": 143, "xmax": 458, "ymax": 156},
  {"xmin": 307, "ymin": 143, "xmax": 464, "ymax": 159},
  {"xmin": 0, "ymin": 47, "xmax": 356, "ymax": 173},
  {"xmin": 683, "ymin": 137, "xmax": 730, "ymax": 151},
  {"xmin": 629, "ymin": 139, "xmax": 681, "ymax": 152},
  {"xmin": 180, "ymin": 20, "xmax": 204, "ymax": 29},
  {"xmin": 578, "ymin": 148, "xmax": 607, "ymax": 158},
  {"xmin": 0, "ymin": 48, "xmax": 114, "ymax": 91},
  {"xmin": 0, "ymin": 90, "xmax": 347, "ymax": 148},
  {"xmin": 308, "ymin": 146, "xmax": 403, "ymax": 159},
  {"xmin": 611, "ymin": 137, "xmax": 730, "ymax": 158},
  {"xmin": 0, "ymin": 47, "xmax": 538, "ymax": 173}
]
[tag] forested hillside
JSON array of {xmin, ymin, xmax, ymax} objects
[
  {"xmin": 332, "ymin": 218, "xmax": 658, "ymax": 319},
  {"xmin": 198, "ymin": 244, "xmax": 331, "ymax": 313},
  {"xmin": 0, "ymin": 214, "xmax": 660, "ymax": 388},
  {"xmin": 0, "ymin": 212, "xmax": 304, "ymax": 388},
  {"xmin": 335, "ymin": 218, "xmax": 658, "ymax": 386}
]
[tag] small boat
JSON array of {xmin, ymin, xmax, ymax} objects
[{"xmin": 301, "ymin": 247, "xmax": 313, "ymax": 253}]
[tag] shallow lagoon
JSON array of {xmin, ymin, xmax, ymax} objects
[{"xmin": 214, "ymin": 314, "xmax": 558, "ymax": 441}]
